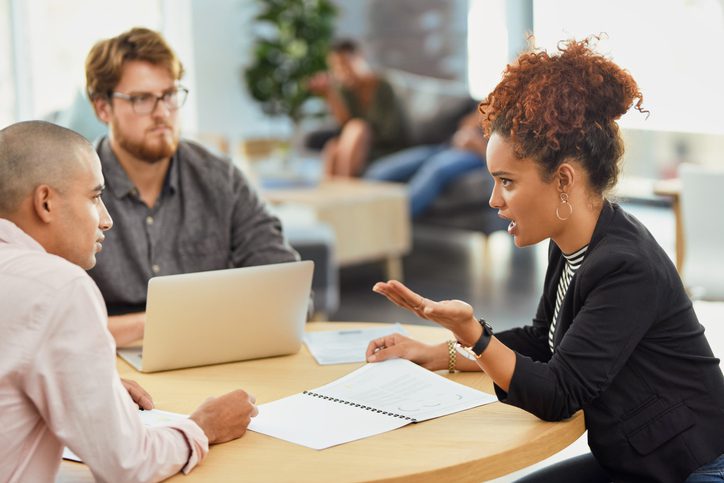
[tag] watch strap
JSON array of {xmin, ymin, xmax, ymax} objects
[{"xmin": 470, "ymin": 318, "xmax": 493, "ymax": 357}]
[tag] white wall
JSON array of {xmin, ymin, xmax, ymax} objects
[{"xmin": 187, "ymin": 0, "xmax": 291, "ymax": 150}]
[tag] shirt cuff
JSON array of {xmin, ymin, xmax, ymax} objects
[{"xmin": 171, "ymin": 418, "xmax": 209, "ymax": 474}]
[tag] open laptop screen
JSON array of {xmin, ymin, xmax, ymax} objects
[{"xmin": 118, "ymin": 260, "xmax": 313, "ymax": 372}]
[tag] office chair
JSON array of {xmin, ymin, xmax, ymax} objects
[{"xmin": 679, "ymin": 163, "xmax": 724, "ymax": 300}]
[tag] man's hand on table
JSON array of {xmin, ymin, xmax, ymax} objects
[
  {"xmin": 121, "ymin": 378, "xmax": 154, "ymax": 410},
  {"xmin": 190, "ymin": 390, "xmax": 259, "ymax": 444}
]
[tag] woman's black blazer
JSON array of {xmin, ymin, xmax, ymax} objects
[{"xmin": 494, "ymin": 202, "xmax": 724, "ymax": 482}]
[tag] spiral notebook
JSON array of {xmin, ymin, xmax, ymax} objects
[{"xmin": 248, "ymin": 358, "xmax": 497, "ymax": 449}]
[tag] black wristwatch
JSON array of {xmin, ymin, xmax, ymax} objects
[{"xmin": 465, "ymin": 318, "xmax": 494, "ymax": 358}]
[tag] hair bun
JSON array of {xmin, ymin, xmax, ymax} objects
[{"xmin": 479, "ymin": 36, "xmax": 647, "ymax": 195}]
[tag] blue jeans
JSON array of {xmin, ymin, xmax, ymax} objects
[
  {"xmin": 685, "ymin": 453, "xmax": 724, "ymax": 482},
  {"xmin": 364, "ymin": 144, "xmax": 485, "ymax": 217},
  {"xmin": 515, "ymin": 452, "xmax": 724, "ymax": 482}
]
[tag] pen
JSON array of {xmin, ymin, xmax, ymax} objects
[{"xmin": 338, "ymin": 330, "xmax": 362, "ymax": 334}]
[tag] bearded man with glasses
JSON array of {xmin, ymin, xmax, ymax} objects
[{"xmin": 86, "ymin": 27, "xmax": 299, "ymax": 346}]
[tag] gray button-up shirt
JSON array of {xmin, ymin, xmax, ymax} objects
[{"xmin": 88, "ymin": 137, "xmax": 299, "ymax": 314}]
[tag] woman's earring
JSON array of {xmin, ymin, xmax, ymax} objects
[{"xmin": 556, "ymin": 192, "xmax": 574, "ymax": 221}]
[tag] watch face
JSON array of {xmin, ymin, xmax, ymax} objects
[{"xmin": 479, "ymin": 318, "xmax": 493, "ymax": 335}]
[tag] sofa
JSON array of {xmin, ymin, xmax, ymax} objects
[
  {"xmin": 304, "ymin": 68, "xmax": 508, "ymax": 236},
  {"xmin": 382, "ymin": 69, "xmax": 508, "ymax": 236}
]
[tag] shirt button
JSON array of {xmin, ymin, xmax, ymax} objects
[
  {"xmin": 152, "ymin": 264, "xmax": 160, "ymax": 274},
  {"xmin": 146, "ymin": 216, "xmax": 154, "ymax": 225}
]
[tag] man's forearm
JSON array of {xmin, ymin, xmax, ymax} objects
[{"xmin": 108, "ymin": 312, "xmax": 145, "ymax": 347}]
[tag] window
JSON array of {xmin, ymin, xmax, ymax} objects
[
  {"xmin": 467, "ymin": 0, "xmax": 509, "ymax": 100},
  {"xmin": 0, "ymin": 0, "xmax": 14, "ymax": 127},
  {"xmin": 13, "ymin": 0, "xmax": 162, "ymax": 121},
  {"xmin": 533, "ymin": 0, "xmax": 724, "ymax": 134}
]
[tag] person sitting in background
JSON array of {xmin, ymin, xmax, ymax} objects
[
  {"xmin": 84, "ymin": 27, "xmax": 299, "ymax": 346},
  {"xmin": 365, "ymin": 38, "xmax": 724, "ymax": 482},
  {"xmin": 0, "ymin": 121, "xmax": 257, "ymax": 482},
  {"xmin": 308, "ymin": 38, "xmax": 408, "ymax": 178},
  {"xmin": 364, "ymin": 110, "xmax": 487, "ymax": 218}
]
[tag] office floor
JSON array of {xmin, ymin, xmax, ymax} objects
[{"xmin": 330, "ymin": 201, "xmax": 676, "ymax": 482}]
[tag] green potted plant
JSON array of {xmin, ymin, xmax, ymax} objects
[{"xmin": 244, "ymin": 0, "xmax": 337, "ymax": 127}]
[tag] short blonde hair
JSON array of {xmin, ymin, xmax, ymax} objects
[{"xmin": 85, "ymin": 27, "xmax": 184, "ymax": 100}]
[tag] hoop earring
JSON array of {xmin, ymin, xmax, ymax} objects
[{"xmin": 556, "ymin": 192, "xmax": 574, "ymax": 221}]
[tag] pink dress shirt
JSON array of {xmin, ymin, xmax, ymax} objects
[{"xmin": 0, "ymin": 219, "xmax": 209, "ymax": 482}]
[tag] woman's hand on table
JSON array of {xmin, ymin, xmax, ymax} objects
[{"xmin": 365, "ymin": 333, "xmax": 447, "ymax": 371}]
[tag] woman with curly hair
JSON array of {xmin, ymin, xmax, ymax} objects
[{"xmin": 365, "ymin": 39, "xmax": 724, "ymax": 482}]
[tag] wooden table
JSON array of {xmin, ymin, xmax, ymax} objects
[
  {"xmin": 263, "ymin": 179, "xmax": 411, "ymax": 280},
  {"xmin": 653, "ymin": 178, "xmax": 683, "ymax": 273},
  {"xmin": 58, "ymin": 322, "xmax": 585, "ymax": 482}
]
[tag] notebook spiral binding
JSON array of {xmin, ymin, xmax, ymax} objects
[{"xmin": 302, "ymin": 390, "xmax": 417, "ymax": 423}]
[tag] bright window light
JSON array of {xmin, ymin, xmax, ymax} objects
[
  {"xmin": 0, "ymin": 0, "xmax": 13, "ymax": 127},
  {"xmin": 467, "ymin": 0, "xmax": 509, "ymax": 100},
  {"xmin": 18, "ymin": 0, "xmax": 162, "ymax": 120},
  {"xmin": 533, "ymin": 0, "xmax": 724, "ymax": 134}
]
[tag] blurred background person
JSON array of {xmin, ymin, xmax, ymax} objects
[
  {"xmin": 364, "ymin": 110, "xmax": 486, "ymax": 218},
  {"xmin": 308, "ymin": 38, "xmax": 408, "ymax": 178}
]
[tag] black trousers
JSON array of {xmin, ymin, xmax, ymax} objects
[{"xmin": 514, "ymin": 453, "xmax": 610, "ymax": 483}]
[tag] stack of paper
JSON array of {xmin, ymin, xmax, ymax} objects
[{"xmin": 303, "ymin": 323, "xmax": 407, "ymax": 365}]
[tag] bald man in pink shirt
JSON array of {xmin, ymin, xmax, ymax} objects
[{"xmin": 0, "ymin": 121, "xmax": 257, "ymax": 482}]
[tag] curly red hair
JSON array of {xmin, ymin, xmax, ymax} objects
[{"xmin": 479, "ymin": 37, "xmax": 646, "ymax": 194}]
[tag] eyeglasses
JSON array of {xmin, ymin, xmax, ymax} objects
[{"xmin": 111, "ymin": 86, "xmax": 189, "ymax": 115}]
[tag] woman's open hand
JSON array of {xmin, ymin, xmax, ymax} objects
[{"xmin": 372, "ymin": 280, "xmax": 482, "ymax": 345}]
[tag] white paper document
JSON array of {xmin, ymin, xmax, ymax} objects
[
  {"xmin": 303, "ymin": 323, "xmax": 407, "ymax": 365},
  {"xmin": 249, "ymin": 358, "xmax": 497, "ymax": 449},
  {"xmin": 62, "ymin": 408, "xmax": 188, "ymax": 462}
]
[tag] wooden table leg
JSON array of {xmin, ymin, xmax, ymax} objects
[
  {"xmin": 672, "ymin": 197, "xmax": 685, "ymax": 274},
  {"xmin": 653, "ymin": 178, "xmax": 684, "ymax": 275},
  {"xmin": 384, "ymin": 256, "xmax": 404, "ymax": 281}
]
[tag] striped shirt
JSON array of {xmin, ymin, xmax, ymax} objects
[{"xmin": 549, "ymin": 245, "xmax": 589, "ymax": 352}]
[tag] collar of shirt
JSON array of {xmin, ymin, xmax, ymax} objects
[
  {"xmin": 0, "ymin": 218, "xmax": 46, "ymax": 252},
  {"xmin": 562, "ymin": 244, "xmax": 588, "ymax": 266},
  {"xmin": 96, "ymin": 136, "xmax": 179, "ymax": 201}
]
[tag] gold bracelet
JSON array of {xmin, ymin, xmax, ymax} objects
[{"xmin": 447, "ymin": 340, "xmax": 457, "ymax": 373}]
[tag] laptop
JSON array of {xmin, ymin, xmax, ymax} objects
[{"xmin": 117, "ymin": 260, "xmax": 313, "ymax": 372}]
